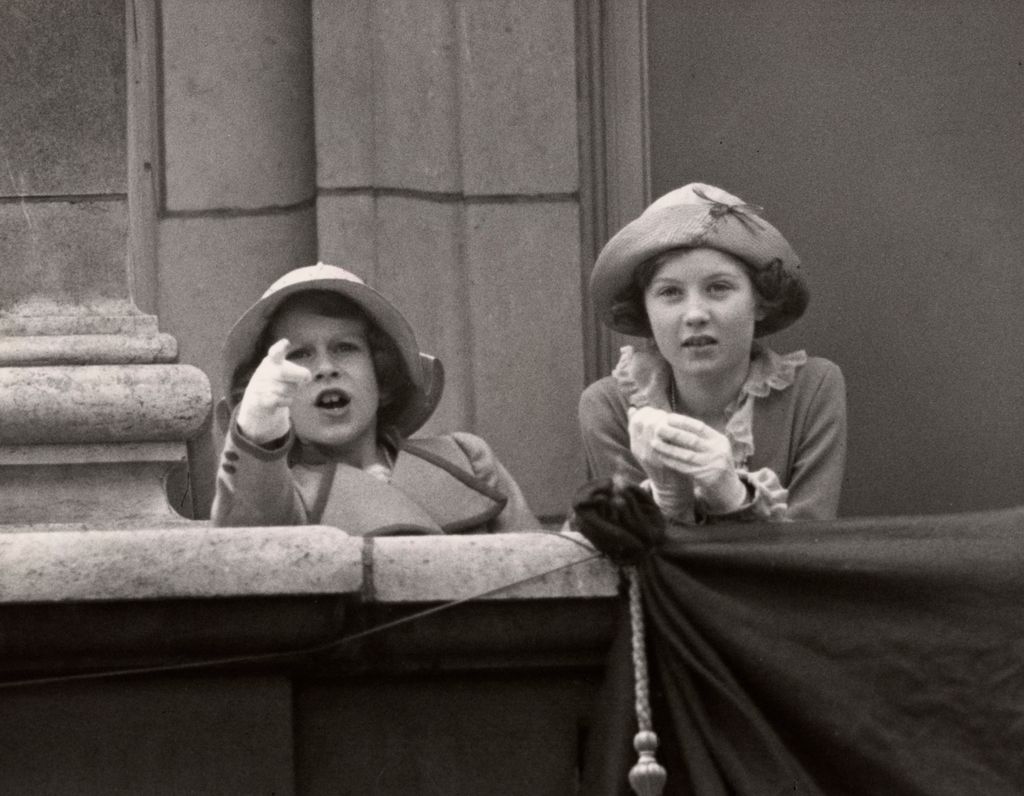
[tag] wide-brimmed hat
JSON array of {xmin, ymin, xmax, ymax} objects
[
  {"xmin": 220, "ymin": 263, "xmax": 443, "ymax": 437},
  {"xmin": 590, "ymin": 182, "xmax": 809, "ymax": 336}
]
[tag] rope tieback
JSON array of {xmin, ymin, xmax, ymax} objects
[
  {"xmin": 570, "ymin": 475, "xmax": 670, "ymax": 795},
  {"xmin": 627, "ymin": 566, "xmax": 667, "ymax": 796}
]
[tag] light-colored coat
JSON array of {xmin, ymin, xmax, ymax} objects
[{"xmin": 212, "ymin": 421, "xmax": 539, "ymax": 534}]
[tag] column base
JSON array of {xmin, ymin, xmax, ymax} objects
[
  {"xmin": 0, "ymin": 362, "xmax": 211, "ymax": 526},
  {"xmin": 0, "ymin": 443, "xmax": 195, "ymax": 527}
]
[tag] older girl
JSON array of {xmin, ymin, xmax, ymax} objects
[{"xmin": 579, "ymin": 183, "xmax": 846, "ymax": 522}]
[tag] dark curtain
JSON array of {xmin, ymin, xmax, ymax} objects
[{"xmin": 576, "ymin": 487, "xmax": 1024, "ymax": 795}]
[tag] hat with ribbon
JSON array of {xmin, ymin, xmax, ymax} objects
[
  {"xmin": 590, "ymin": 182, "xmax": 809, "ymax": 337},
  {"xmin": 220, "ymin": 263, "xmax": 443, "ymax": 437}
]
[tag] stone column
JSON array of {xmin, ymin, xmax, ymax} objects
[{"xmin": 0, "ymin": 0, "xmax": 209, "ymax": 527}]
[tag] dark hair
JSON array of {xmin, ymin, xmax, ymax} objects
[
  {"xmin": 230, "ymin": 290, "xmax": 414, "ymax": 435},
  {"xmin": 607, "ymin": 247, "xmax": 796, "ymax": 338}
]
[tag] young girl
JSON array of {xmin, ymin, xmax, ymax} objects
[
  {"xmin": 212, "ymin": 263, "xmax": 538, "ymax": 534},
  {"xmin": 579, "ymin": 183, "xmax": 846, "ymax": 522}
]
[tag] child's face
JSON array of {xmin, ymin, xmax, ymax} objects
[
  {"xmin": 643, "ymin": 247, "xmax": 764, "ymax": 385},
  {"xmin": 270, "ymin": 303, "xmax": 381, "ymax": 466}
]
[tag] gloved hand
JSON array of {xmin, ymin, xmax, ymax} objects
[
  {"xmin": 637, "ymin": 409, "xmax": 749, "ymax": 515},
  {"xmin": 235, "ymin": 338, "xmax": 313, "ymax": 444},
  {"xmin": 627, "ymin": 406, "xmax": 695, "ymax": 520}
]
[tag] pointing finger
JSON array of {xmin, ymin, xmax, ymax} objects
[
  {"xmin": 278, "ymin": 360, "xmax": 312, "ymax": 384},
  {"xmin": 267, "ymin": 338, "xmax": 290, "ymax": 363}
]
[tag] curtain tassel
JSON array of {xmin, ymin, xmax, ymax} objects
[{"xmin": 627, "ymin": 566, "xmax": 667, "ymax": 795}]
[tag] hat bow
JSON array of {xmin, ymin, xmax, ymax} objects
[{"xmin": 692, "ymin": 186, "xmax": 767, "ymax": 233}]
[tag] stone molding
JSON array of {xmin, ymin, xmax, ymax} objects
[
  {"xmin": 0, "ymin": 333, "xmax": 178, "ymax": 366},
  {"xmin": 0, "ymin": 364, "xmax": 210, "ymax": 445},
  {"xmin": 0, "ymin": 312, "xmax": 159, "ymax": 337}
]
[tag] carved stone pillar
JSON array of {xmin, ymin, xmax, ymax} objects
[{"xmin": 0, "ymin": 0, "xmax": 209, "ymax": 527}]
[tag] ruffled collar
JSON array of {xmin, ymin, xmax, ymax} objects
[
  {"xmin": 612, "ymin": 341, "xmax": 807, "ymax": 464},
  {"xmin": 740, "ymin": 343, "xmax": 808, "ymax": 399}
]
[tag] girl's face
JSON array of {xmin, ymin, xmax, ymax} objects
[
  {"xmin": 643, "ymin": 247, "xmax": 764, "ymax": 384},
  {"xmin": 270, "ymin": 303, "xmax": 381, "ymax": 466}
]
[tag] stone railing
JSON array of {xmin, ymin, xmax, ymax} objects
[{"xmin": 0, "ymin": 526, "xmax": 621, "ymax": 795}]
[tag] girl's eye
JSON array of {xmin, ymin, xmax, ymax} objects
[
  {"xmin": 285, "ymin": 348, "xmax": 310, "ymax": 361},
  {"xmin": 707, "ymin": 282, "xmax": 734, "ymax": 295},
  {"xmin": 654, "ymin": 285, "xmax": 683, "ymax": 298},
  {"xmin": 332, "ymin": 341, "xmax": 361, "ymax": 354}
]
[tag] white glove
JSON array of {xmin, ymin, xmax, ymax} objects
[
  {"xmin": 641, "ymin": 410, "xmax": 749, "ymax": 515},
  {"xmin": 235, "ymin": 338, "xmax": 313, "ymax": 444},
  {"xmin": 628, "ymin": 406, "xmax": 695, "ymax": 520}
]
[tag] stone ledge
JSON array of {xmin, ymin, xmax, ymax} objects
[
  {"xmin": 0, "ymin": 527, "xmax": 621, "ymax": 674},
  {"xmin": 0, "ymin": 525, "xmax": 364, "ymax": 602},
  {"xmin": 0, "ymin": 527, "xmax": 617, "ymax": 605},
  {"xmin": 370, "ymin": 532, "xmax": 617, "ymax": 603}
]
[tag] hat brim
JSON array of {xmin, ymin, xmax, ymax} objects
[
  {"xmin": 221, "ymin": 277, "xmax": 442, "ymax": 437},
  {"xmin": 590, "ymin": 204, "xmax": 808, "ymax": 337}
]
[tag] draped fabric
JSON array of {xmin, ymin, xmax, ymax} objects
[{"xmin": 573, "ymin": 479, "xmax": 1024, "ymax": 795}]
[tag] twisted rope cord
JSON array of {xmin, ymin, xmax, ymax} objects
[
  {"xmin": 628, "ymin": 566, "xmax": 654, "ymax": 732},
  {"xmin": 627, "ymin": 565, "xmax": 667, "ymax": 796}
]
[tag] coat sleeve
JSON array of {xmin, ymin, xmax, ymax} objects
[
  {"xmin": 784, "ymin": 361, "xmax": 848, "ymax": 520},
  {"xmin": 578, "ymin": 377, "xmax": 648, "ymax": 485},
  {"xmin": 210, "ymin": 414, "xmax": 309, "ymax": 527},
  {"xmin": 449, "ymin": 432, "xmax": 540, "ymax": 531}
]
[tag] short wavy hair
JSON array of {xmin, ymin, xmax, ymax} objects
[{"xmin": 608, "ymin": 247, "xmax": 801, "ymax": 338}]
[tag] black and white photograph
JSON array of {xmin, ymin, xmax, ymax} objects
[{"xmin": 2, "ymin": 1, "xmax": 1023, "ymax": 793}]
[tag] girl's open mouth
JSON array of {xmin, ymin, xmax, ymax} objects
[
  {"xmin": 314, "ymin": 388, "xmax": 351, "ymax": 410},
  {"xmin": 682, "ymin": 335, "xmax": 716, "ymax": 348}
]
